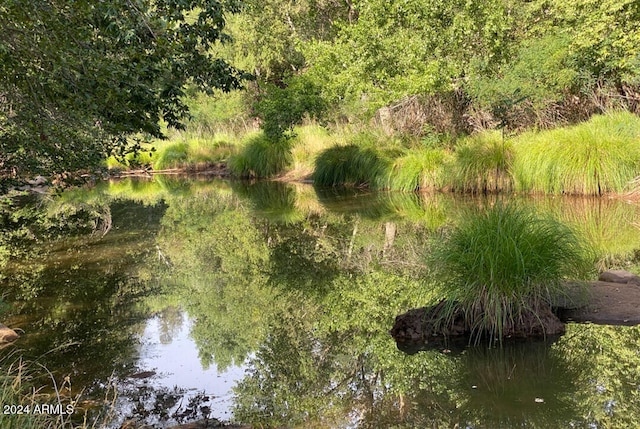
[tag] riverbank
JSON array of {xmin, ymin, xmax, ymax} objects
[
  {"xmin": 100, "ymin": 111, "xmax": 640, "ymax": 197},
  {"xmin": 390, "ymin": 277, "xmax": 640, "ymax": 351}
]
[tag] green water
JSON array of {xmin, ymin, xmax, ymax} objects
[{"xmin": 2, "ymin": 178, "xmax": 640, "ymax": 428}]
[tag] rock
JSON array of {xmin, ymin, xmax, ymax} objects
[
  {"xmin": 559, "ymin": 280, "xmax": 640, "ymax": 325},
  {"xmin": 390, "ymin": 299, "xmax": 566, "ymax": 351},
  {"xmin": 0, "ymin": 324, "xmax": 20, "ymax": 343},
  {"xmin": 598, "ymin": 270, "xmax": 640, "ymax": 286},
  {"xmin": 389, "ymin": 300, "xmax": 467, "ymax": 346}
]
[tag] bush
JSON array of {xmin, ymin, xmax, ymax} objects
[
  {"xmin": 254, "ymin": 74, "xmax": 327, "ymax": 140},
  {"xmin": 428, "ymin": 202, "xmax": 593, "ymax": 342},
  {"xmin": 512, "ymin": 112, "xmax": 640, "ymax": 195}
]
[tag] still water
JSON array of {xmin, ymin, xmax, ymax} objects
[{"xmin": 2, "ymin": 177, "xmax": 640, "ymax": 428}]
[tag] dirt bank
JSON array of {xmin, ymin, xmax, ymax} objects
[{"xmin": 390, "ymin": 280, "xmax": 640, "ymax": 350}]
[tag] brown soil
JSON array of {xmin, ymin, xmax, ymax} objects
[{"xmin": 390, "ymin": 281, "xmax": 640, "ymax": 350}]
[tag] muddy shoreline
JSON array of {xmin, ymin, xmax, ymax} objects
[{"xmin": 390, "ymin": 280, "xmax": 640, "ymax": 350}]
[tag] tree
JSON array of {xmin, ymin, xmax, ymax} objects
[
  {"xmin": 304, "ymin": 0, "xmax": 517, "ymax": 110},
  {"xmin": 0, "ymin": 0, "xmax": 245, "ymax": 179}
]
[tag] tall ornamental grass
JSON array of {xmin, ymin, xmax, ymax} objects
[
  {"xmin": 449, "ymin": 131, "xmax": 513, "ymax": 193},
  {"xmin": 429, "ymin": 202, "xmax": 593, "ymax": 342},
  {"xmin": 512, "ymin": 111, "xmax": 640, "ymax": 195}
]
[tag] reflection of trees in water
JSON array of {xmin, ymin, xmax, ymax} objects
[
  {"xmin": 3, "ymin": 197, "xmax": 166, "ymax": 392},
  {"xmin": 157, "ymin": 192, "xmax": 274, "ymax": 370},
  {"xmin": 149, "ymin": 181, "xmax": 640, "ymax": 428},
  {"xmin": 234, "ymin": 311, "xmax": 640, "ymax": 428},
  {"xmin": 552, "ymin": 324, "xmax": 640, "ymax": 428},
  {"xmin": 156, "ymin": 306, "xmax": 184, "ymax": 345}
]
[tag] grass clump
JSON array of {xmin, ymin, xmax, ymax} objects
[
  {"xmin": 152, "ymin": 141, "xmax": 189, "ymax": 169},
  {"xmin": 229, "ymin": 132, "xmax": 293, "ymax": 178},
  {"xmin": 512, "ymin": 111, "xmax": 640, "ymax": 195},
  {"xmin": 449, "ymin": 131, "xmax": 513, "ymax": 193},
  {"xmin": 152, "ymin": 136, "xmax": 239, "ymax": 170},
  {"xmin": 313, "ymin": 131, "xmax": 397, "ymax": 187},
  {"xmin": 313, "ymin": 144, "xmax": 391, "ymax": 187},
  {"xmin": 385, "ymin": 148, "xmax": 451, "ymax": 191},
  {"xmin": 429, "ymin": 202, "xmax": 593, "ymax": 343}
]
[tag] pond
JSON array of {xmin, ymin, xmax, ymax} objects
[{"xmin": 2, "ymin": 177, "xmax": 640, "ymax": 428}]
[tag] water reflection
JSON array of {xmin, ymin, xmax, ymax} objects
[
  {"xmin": 111, "ymin": 312, "xmax": 243, "ymax": 427},
  {"xmin": 2, "ymin": 178, "xmax": 640, "ymax": 428}
]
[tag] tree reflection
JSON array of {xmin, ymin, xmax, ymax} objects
[
  {"xmin": 2, "ymin": 197, "xmax": 166, "ymax": 391},
  {"xmin": 18, "ymin": 179, "xmax": 636, "ymax": 428}
]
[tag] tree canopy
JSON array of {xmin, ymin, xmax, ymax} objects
[{"xmin": 0, "ymin": 0, "xmax": 245, "ymax": 178}]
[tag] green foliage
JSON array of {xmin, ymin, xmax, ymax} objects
[
  {"xmin": 304, "ymin": 0, "xmax": 516, "ymax": 110},
  {"xmin": 313, "ymin": 143, "xmax": 391, "ymax": 188},
  {"xmin": 469, "ymin": 33, "xmax": 577, "ymax": 110},
  {"xmin": 184, "ymin": 90, "xmax": 254, "ymax": 135},
  {"xmin": 530, "ymin": 0, "xmax": 640, "ymax": 84},
  {"xmin": 0, "ymin": 0, "xmax": 244, "ymax": 179},
  {"xmin": 385, "ymin": 148, "xmax": 451, "ymax": 192},
  {"xmin": 254, "ymin": 75, "xmax": 327, "ymax": 140},
  {"xmin": 450, "ymin": 131, "xmax": 513, "ymax": 193},
  {"xmin": 429, "ymin": 202, "xmax": 593, "ymax": 342},
  {"xmin": 512, "ymin": 112, "xmax": 640, "ymax": 195},
  {"xmin": 219, "ymin": 0, "xmax": 351, "ymax": 84},
  {"xmin": 157, "ymin": 191, "xmax": 275, "ymax": 370},
  {"xmin": 152, "ymin": 143, "xmax": 189, "ymax": 170},
  {"xmin": 229, "ymin": 132, "xmax": 293, "ymax": 178}
]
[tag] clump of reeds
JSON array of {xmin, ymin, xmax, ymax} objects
[
  {"xmin": 512, "ymin": 111, "xmax": 640, "ymax": 195},
  {"xmin": 313, "ymin": 143, "xmax": 391, "ymax": 187},
  {"xmin": 385, "ymin": 148, "xmax": 451, "ymax": 192},
  {"xmin": 449, "ymin": 131, "xmax": 513, "ymax": 193},
  {"xmin": 428, "ymin": 202, "xmax": 593, "ymax": 342},
  {"xmin": 229, "ymin": 132, "xmax": 293, "ymax": 178}
]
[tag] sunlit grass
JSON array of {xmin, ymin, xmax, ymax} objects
[
  {"xmin": 152, "ymin": 135, "xmax": 238, "ymax": 170},
  {"xmin": 513, "ymin": 111, "xmax": 640, "ymax": 195},
  {"xmin": 288, "ymin": 124, "xmax": 336, "ymax": 179},
  {"xmin": 449, "ymin": 131, "xmax": 513, "ymax": 193},
  {"xmin": 385, "ymin": 148, "xmax": 451, "ymax": 192},
  {"xmin": 229, "ymin": 131, "xmax": 293, "ymax": 178},
  {"xmin": 429, "ymin": 202, "xmax": 594, "ymax": 342}
]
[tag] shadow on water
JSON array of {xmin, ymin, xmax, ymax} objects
[{"xmin": 2, "ymin": 178, "xmax": 640, "ymax": 428}]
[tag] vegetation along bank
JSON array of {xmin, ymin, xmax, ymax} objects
[{"xmin": 2, "ymin": 0, "xmax": 640, "ymax": 196}]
